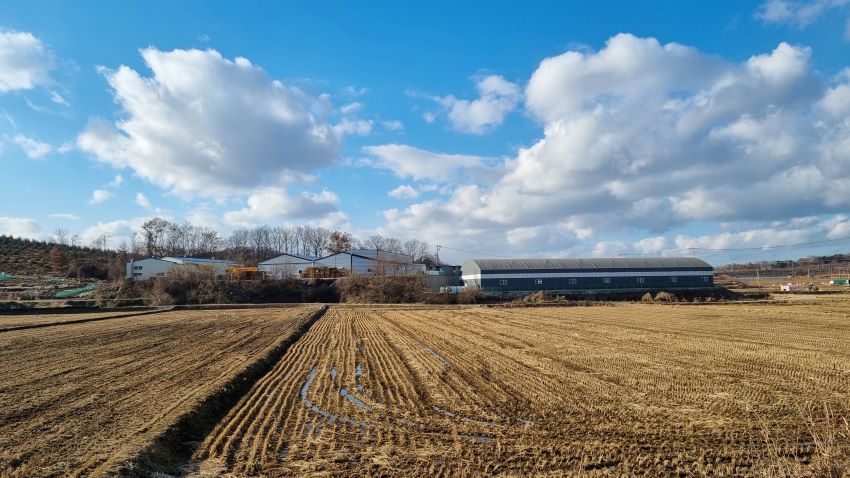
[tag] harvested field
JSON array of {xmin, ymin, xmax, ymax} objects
[
  {"xmin": 192, "ymin": 303, "xmax": 850, "ymax": 477},
  {"xmin": 0, "ymin": 309, "xmax": 163, "ymax": 331},
  {"xmin": 0, "ymin": 305, "xmax": 322, "ymax": 478}
]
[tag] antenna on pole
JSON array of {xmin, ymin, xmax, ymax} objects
[{"xmin": 435, "ymin": 244, "xmax": 442, "ymax": 264}]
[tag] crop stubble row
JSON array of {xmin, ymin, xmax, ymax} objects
[
  {"xmin": 0, "ymin": 306, "xmax": 321, "ymax": 478},
  {"xmin": 193, "ymin": 303, "xmax": 850, "ymax": 476}
]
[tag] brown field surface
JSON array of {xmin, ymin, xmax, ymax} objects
[
  {"xmin": 0, "ymin": 305, "xmax": 322, "ymax": 478},
  {"xmin": 0, "ymin": 310, "xmax": 156, "ymax": 331},
  {"xmin": 192, "ymin": 303, "xmax": 850, "ymax": 477}
]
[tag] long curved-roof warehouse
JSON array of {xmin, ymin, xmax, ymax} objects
[{"xmin": 461, "ymin": 257, "xmax": 714, "ymax": 293}]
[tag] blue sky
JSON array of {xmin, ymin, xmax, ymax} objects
[{"xmin": 2, "ymin": 0, "xmax": 850, "ymax": 264}]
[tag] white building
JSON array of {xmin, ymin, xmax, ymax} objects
[
  {"xmin": 314, "ymin": 250, "xmax": 425, "ymax": 276},
  {"xmin": 126, "ymin": 258, "xmax": 186, "ymax": 279},
  {"xmin": 126, "ymin": 257, "xmax": 241, "ymax": 280},
  {"xmin": 258, "ymin": 253, "xmax": 319, "ymax": 279}
]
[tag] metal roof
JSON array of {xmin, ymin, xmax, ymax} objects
[
  {"xmin": 259, "ymin": 253, "xmax": 319, "ymax": 264},
  {"xmin": 463, "ymin": 257, "xmax": 713, "ymax": 273}
]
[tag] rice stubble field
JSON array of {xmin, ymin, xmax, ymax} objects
[
  {"xmin": 0, "ymin": 305, "xmax": 323, "ymax": 478},
  {"xmin": 191, "ymin": 301, "xmax": 850, "ymax": 476}
]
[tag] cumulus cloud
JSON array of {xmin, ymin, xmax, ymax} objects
[
  {"xmin": 379, "ymin": 34, "xmax": 850, "ymax": 260},
  {"xmin": 109, "ymin": 174, "xmax": 124, "ymax": 187},
  {"xmin": 79, "ymin": 217, "xmax": 152, "ymax": 248},
  {"xmin": 12, "ymin": 134, "xmax": 52, "ymax": 159},
  {"xmin": 0, "ymin": 216, "xmax": 42, "ymax": 239},
  {"xmin": 388, "ymin": 184, "xmax": 419, "ymax": 199},
  {"xmin": 0, "ymin": 30, "xmax": 53, "ymax": 93},
  {"xmin": 223, "ymin": 187, "xmax": 339, "ymax": 225},
  {"xmin": 361, "ymin": 144, "xmax": 492, "ymax": 182},
  {"xmin": 89, "ymin": 189, "xmax": 113, "ymax": 204},
  {"xmin": 429, "ymin": 75, "xmax": 521, "ymax": 134},
  {"xmin": 77, "ymin": 48, "xmax": 341, "ymax": 199}
]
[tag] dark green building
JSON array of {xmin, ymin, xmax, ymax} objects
[{"xmin": 461, "ymin": 257, "xmax": 714, "ymax": 294}]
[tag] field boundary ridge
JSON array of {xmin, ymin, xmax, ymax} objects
[
  {"xmin": 99, "ymin": 305, "xmax": 329, "ymax": 477},
  {"xmin": 0, "ymin": 307, "xmax": 176, "ymax": 333}
]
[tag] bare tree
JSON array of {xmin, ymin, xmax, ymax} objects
[
  {"xmin": 328, "ymin": 230, "xmax": 353, "ymax": 254},
  {"xmin": 305, "ymin": 226, "xmax": 332, "ymax": 257},
  {"xmin": 403, "ymin": 239, "xmax": 431, "ymax": 263},
  {"xmin": 363, "ymin": 234, "xmax": 388, "ymax": 251},
  {"xmin": 53, "ymin": 227, "xmax": 69, "ymax": 246},
  {"xmin": 198, "ymin": 227, "xmax": 221, "ymax": 257},
  {"xmin": 141, "ymin": 217, "xmax": 170, "ymax": 256}
]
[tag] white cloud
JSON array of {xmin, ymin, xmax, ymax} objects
[
  {"xmin": 89, "ymin": 189, "xmax": 113, "ymax": 204},
  {"xmin": 756, "ymin": 0, "xmax": 850, "ymax": 27},
  {"xmin": 12, "ymin": 134, "xmax": 51, "ymax": 159},
  {"xmin": 342, "ymin": 86, "xmax": 368, "ymax": 97},
  {"xmin": 109, "ymin": 174, "xmax": 124, "ymax": 187},
  {"xmin": 49, "ymin": 213, "xmax": 80, "ymax": 221},
  {"xmin": 430, "ymin": 75, "xmax": 521, "ymax": 134},
  {"xmin": 383, "ymin": 119, "xmax": 404, "ymax": 131},
  {"xmin": 339, "ymin": 102, "xmax": 363, "ymax": 115},
  {"xmin": 0, "ymin": 30, "xmax": 53, "ymax": 93},
  {"xmin": 49, "ymin": 90, "xmax": 69, "ymax": 106},
  {"xmin": 77, "ymin": 48, "xmax": 341, "ymax": 199},
  {"xmin": 223, "ymin": 187, "xmax": 339, "ymax": 225},
  {"xmin": 79, "ymin": 217, "xmax": 152, "ymax": 249},
  {"xmin": 362, "ymin": 144, "xmax": 491, "ymax": 182},
  {"xmin": 333, "ymin": 117, "xmax": 373, "ymax": 136},
  {"xmin": 379, "ymin": 34, "xmax": 850, "ymax": 259},
  {"xmin": 135, "ymin": 192, "xmax": 152, "ymax": 210},
  {"xmin": 388, "ymin": 184, "xmax": 419, "ymax": 199},
  {"xmin": 0, "ymin": 216, "xmax": 43, "ymax": 239}
]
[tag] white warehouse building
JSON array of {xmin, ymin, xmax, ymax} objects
[
  {"xmin": 126, "ymin": 257, "xmax": 241, "ymax": 280},
  {"xmin": 258, "ymin": 253, "xmax": 319, "ymax": 279},
  {"xmin": 314, "ymin": 249, "xmax": 425, "ymax": 276}
]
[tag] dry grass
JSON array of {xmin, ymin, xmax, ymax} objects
[
  {"xmin": 190, "ymin": 302, "xmax": 850, "ymax": 477},
  {"xmin": 0, "ymin": 310, "xmax": 146, "ymax": 331},
  {"xmin": 0, "ymin": 306, "xmax": 321, "ymax": 478}
]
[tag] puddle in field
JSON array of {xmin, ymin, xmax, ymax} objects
[
  {"xmin": 341, "ymin": 387, "xmax": 373, "ymax": 411},
  {"xmin": 517, "ymin": 418, "xmax": 534, "ymax": 425},
  {"xmin": 421, "ymin": 343, "xmax": 451, "ymax": 367},
  {"xmin": 300, "ymin": 366, "xmax": 318, "ymax": 403},
  {"xmin": 330, "ymin": 366, "xmax": 337, "ymax": 380},
  {"xmin": 278, "ymin": 445, "xmax": 289, "ymax": 459},
  {"xmin": 432, "ymin": 405, "xmax": 497, "ymax": 426},
  {"xmin": 300, "ymin": 364, "xmax": 377, "ymax": 433},
  {"xmin": 461, "ymin": 434, "xmax": 494, "ymax": 443},
  {"xmin": 355, "ymin": 362, "xmax": 364, "ymax": 393}
]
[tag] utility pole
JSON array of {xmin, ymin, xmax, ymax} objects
[{"xmin": 435, "ymin": 244, "xmax": 442, "ymax": 265}]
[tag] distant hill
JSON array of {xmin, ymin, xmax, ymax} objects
[{"xmin": 0, "ymin": 235, "xmax": 117, "ymax": 277}]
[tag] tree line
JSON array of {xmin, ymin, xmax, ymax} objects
[{"xmin": 52, "ymin": 218, "xmax": 440, "ymax": 267}]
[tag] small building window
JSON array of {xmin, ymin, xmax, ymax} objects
[
  {"xmin": 603, "ymin": 277, "xmax": 611, "ymax": 284},
  {"xmin": 636, "ymin": 277, "xmax": 645, "ymax": 284},
  {"xmin": 535, "ymin": 279, "xmax": 543, "ymax": 285},
  {"xmin": 499, "ymin": 279, "xmax": 508, "ymax": 286},
  {"xmin": 133, "ymin": 265, "xmax": 142, "ymax": 270},
  {"xmin": 670, "ymin": 277, "xmax": 678, "ymax": 283},
  {"xmin": 701, "ymin": 276, "xmax": 710, "ymax": 282},
  {"xmin": 568, "ymin": 278, "xmax": 577, "ymax": 284}
]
